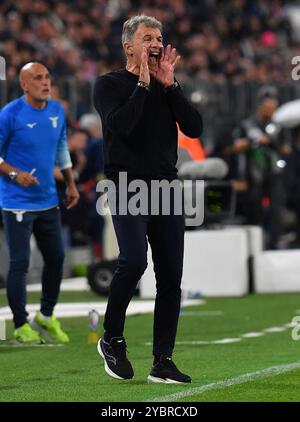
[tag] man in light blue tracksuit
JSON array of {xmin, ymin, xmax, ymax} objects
[{"xmin": 0, "ymin": 62, "xmax": 80, "ymax": 343}]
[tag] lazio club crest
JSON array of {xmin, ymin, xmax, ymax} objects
[{"xmin": 49, "ymin": 116, "xmax": 59, "ymax": 128}]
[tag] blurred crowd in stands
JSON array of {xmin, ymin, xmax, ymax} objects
[
  {"xmin": 0, "ymin": 0, "xmax": 299, "ymax": 84},
  {"xmin": 2, "ymin": 0, "xmax": 300, "ymax": 251}
]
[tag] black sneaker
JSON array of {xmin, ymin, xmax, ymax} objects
[
  {"xmin": 97, "ymin": 337, "xmax": 134, "ymax": 380},
  {"xmin": 147, "ymin": 356, "xmax": 191, "ymax": 384}
]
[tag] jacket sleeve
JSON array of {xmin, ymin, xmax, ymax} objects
[
  {"xmin": 55, "ymin": 119, "xmax": 72, "ymax": 170},
  {"xmin": 165, "ymin": 83, "xmax": 203, "ymax": 138},
  {"xmin": 93, "ymin": 76, "xmax": 148, "ymax": 137}
]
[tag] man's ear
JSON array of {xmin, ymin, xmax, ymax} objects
[
  {"xmin": 124, "ymin": 42, "xmax": 133, "ymax": 56},
  {"xmin": 20, "ymin": 79, "xmax": 27, "ymax": 92}
]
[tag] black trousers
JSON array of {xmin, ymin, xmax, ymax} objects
[{"xmin": 104, "ymin": 207, "xmax": 185, "ymax": 357}]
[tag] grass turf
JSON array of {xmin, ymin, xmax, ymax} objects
[{"xmin": 1, "ymin": 292, "xmax": 300, "ymax": 402}]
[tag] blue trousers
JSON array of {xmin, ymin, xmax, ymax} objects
[{"xmin": 2, "ymin": 207, "xmax": 65, "ymax": 328}]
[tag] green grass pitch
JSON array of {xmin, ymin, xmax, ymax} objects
[{"xmin": 1, "ymin": 291, "xmax": 300, "ymax": 402}]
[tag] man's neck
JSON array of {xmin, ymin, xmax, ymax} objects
[
  {"xmin": 126, "ymin": 60, "xmax": 140, "ymax": 76},
  {"xmin": 24, "ymin": 94, "xmax": 46, "ymax": 110}
]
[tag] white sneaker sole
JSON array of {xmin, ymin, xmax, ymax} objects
[
  {"xmin": 147, "ymin": 375, "xmax": 184, "ymax": 384},
  {"xmin": 97, "ymin": 339, "xmax": 126, "ymax": 380}
]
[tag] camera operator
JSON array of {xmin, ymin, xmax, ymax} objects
[{"xmin": 231, "ymin": 88, "xmax": 289, "ymax": 249}]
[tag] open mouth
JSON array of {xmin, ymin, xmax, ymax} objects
[
  {"xmin": 148, "ymin": 51, "xmax": 160, "ymax": 66},
  {"xmin": 149, "ymin": 51, "xmax": 160, "ymax": 58}
]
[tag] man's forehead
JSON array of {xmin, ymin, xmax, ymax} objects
[
  {"xmin": 135, "ymin": 24, "xmax": 162, "ymax": 37},
  {"xmin": 21, "ymin": 64, "xmax": 49, "ymax": 79},
  {"xmin": 30, "ymin": 65, "xmax": 49, "ymax": 76},
  {"xmin": 261, "ymin": 98, "xmax": 278, "ymax": 106}
]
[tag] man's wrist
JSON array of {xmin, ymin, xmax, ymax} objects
[
  {"xmin": 61, "ymin": 167, "xmax": 76, "ymax": 185},
  {"xmin": 8, "ymin": 170, "xmax": 18, "ymax": 181},
  {"xmin": 66, "ymin": 179, "xmax": 76, "ymax": 187},
  {"xmin": 164, "ymin": 81, "xmax": 179, "ymax": 92},
  {"xmin": 137, "ymin": 80, "xmax": 150, "ymax": 91}
]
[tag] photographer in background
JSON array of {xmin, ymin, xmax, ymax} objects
[{"xmin": 231, "ymin": 88, "xmax": 290, "ymax": 249}]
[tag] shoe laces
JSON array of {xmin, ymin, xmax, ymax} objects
[
  {"xmin": 110, "ymin": 337, "xmax": 127, "ymax": 361},
  {"xmin": 159, "ymin": 356, "xmax": 178, "ymax": 370},
  {"xmin": 49, "ymin": 316, "xmax": 62, "ymax": 330},
  {"xmin": 21, "ymin": 323, "xmax": 34, "ymax": 333}
]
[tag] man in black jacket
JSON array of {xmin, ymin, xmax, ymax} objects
[{"xmin": 93, "ymin": 14, "xmax": 202, "ymax": 383}]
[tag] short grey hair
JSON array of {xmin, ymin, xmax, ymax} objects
[{"xmin": 122, "ymin": 14, "xmax": 162, "ymax": 45}]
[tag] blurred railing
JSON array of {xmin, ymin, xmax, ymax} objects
[{"xmin": 1, "ymin": 77, "xmax": 300, "ymax": 146}]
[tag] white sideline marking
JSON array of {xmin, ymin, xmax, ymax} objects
[
  {"xmin": 0, "ymin": 277, "xmax": 89, "ymax": 294},
  {"xmin": 211, "ymin": 338, "xmax": 241, "ymax": 344},
  {"xmin": 147, "ymin": 360, "xmax": 300, "ymax": 402},
  {"xmin": 0, "ymin": 299, "xmax": 203, "ymax": 320},
  {"xmin": 284, "ymin": 322, "xmax": 297, "ymax": 328},
  {"xmin": 144, "ymin": 323, "xmax": 290, "ymax": 347},
  {"xmin": 264, "ymin": 327, "xmax": 287, "ymax": 333},
  {"xmin": 28, "ymin": 277, "xmax": 89, "ymax": 292},
  {"xmin": 0, "ymin": 343, "xmax": 63, "ymax": 348},
  {"xmin": 145, "ymin": 338, "xmax": 242, "ymax": 346},
  {"xmin": 180, "ymin": 311, "xmax": 224, "ymax": 316},
  {"xmin": 144, "ymin": 340, "xmax": 211, "ymax": 346},
  {"xmin": 241, "ymin": 332, "xmax": 265, "ymax": 338}
]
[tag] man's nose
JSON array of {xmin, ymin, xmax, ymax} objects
[{"xmin": 150, "ymin": 40, "xmax": 162, "ymax": 49}]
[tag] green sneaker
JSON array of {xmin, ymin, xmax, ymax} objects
[
  {"xmin": 14, "ymin": 323, "xmax": 43, "ymax": 344},
  {"xmin": 33, "ymin": 312, "xmax": 70, "ymax": 343}
]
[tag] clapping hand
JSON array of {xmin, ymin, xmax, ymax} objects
[{"xmin": 149, "ymin": 44, "xmax": 181, "ymax": 87}]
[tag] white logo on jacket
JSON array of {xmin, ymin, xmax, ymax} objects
[
  {"xmin": 27, "ymin": 122, "xmax": 37, "ymax": 128},
  {"xmin": 49, "ymin": 116, "xmax": 59, "ymax": 128}
]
